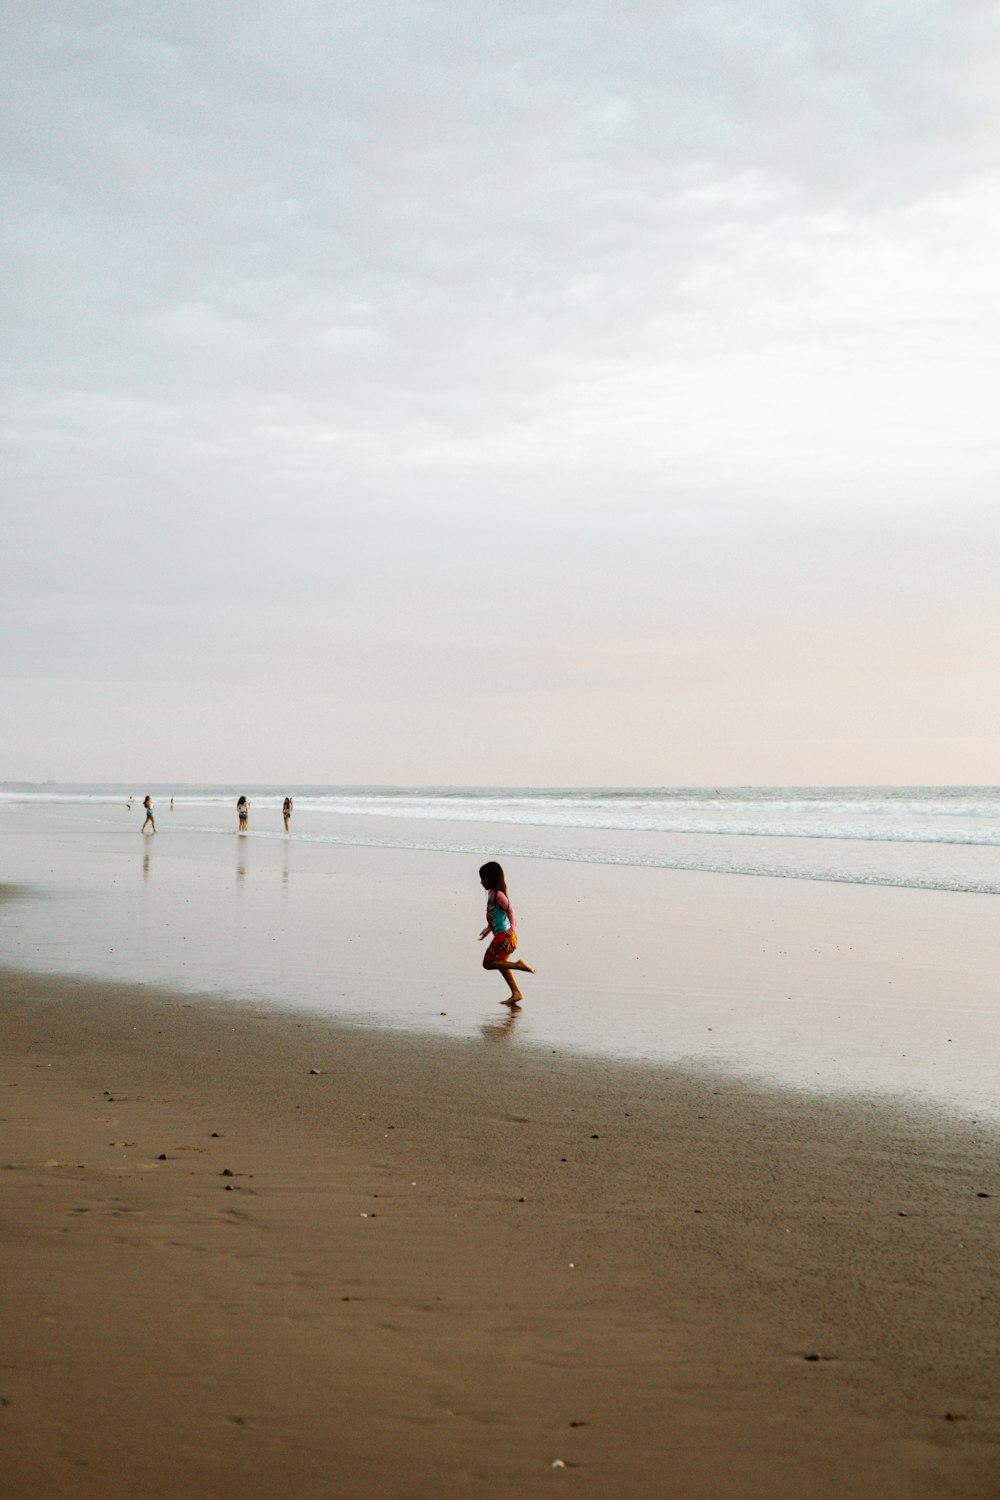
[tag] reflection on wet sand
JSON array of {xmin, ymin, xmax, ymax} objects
[{"xmin": 480, "ymin": 1009, "xmax": 521, "ymax": 1043}]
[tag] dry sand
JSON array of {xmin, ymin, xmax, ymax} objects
[{"xmin": 1, "ymin": 965, "xmax": 997, "ymax": 1499}]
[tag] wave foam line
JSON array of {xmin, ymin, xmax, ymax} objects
[{"xmin": 207, "ymin": 825, "xmax": 1000, "ymax": 898}]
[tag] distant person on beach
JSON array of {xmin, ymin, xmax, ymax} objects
[
  {"xmin": 283, "ymin": 796, "xmax": 293, "ymax": 831},
  {"xmin": 170, "ymin": 797, "xmax": 174, "ymax": 811},
  {"xmin": 478, "ymin": 861, "xmax": 535, "ymax": 1006},
  {"xmin": 141, "ymin": 795, "xmax": 156, "ymax": 834},
  {"xmin": 237, "ymin": 795, "xmax": 249, "ymax": 833}
]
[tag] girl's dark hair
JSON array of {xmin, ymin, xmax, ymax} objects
[{"xmin": 479, "ymin": 861, "xmax": 506, "ymax": 894}]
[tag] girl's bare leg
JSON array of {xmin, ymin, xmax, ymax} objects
[
  {"xmin": 484, "ymin": 956, "xmax": 536, "ymax": 1003},
  {"xmin": 502, "ymin": 970, "xmax": 523, "ymax": 1002},
  {"xmin": 485, "ymin": 958, "xmax": 535, "ymax": 975}
]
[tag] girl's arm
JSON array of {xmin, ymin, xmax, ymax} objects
[{"xmin": 480, "ymin": 888, "xmax": 498, "ymax": 940}]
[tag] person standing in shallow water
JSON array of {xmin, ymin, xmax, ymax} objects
[
  {"xmin": 237, "ymin": 795, "xmax": 249, "ymax": 833},
  {"xmin": 478, "ymin": 861, "xmax": 535, "ymax": 1006},
  {"xmin": 141, "ymin": 795, "xmax": 155, "ymax": 834},
  {"xmin": 282, "ymin": 796, "xmax": 292, "ymax": 831}
]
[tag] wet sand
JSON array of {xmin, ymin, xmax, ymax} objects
[
  {"xmin": 1, "ymin": 965, "xmax": 997, "ymax": 1499},
  {"xmin": 2, "ymin": 796, "xmax": 999, "ymax": 1116}
]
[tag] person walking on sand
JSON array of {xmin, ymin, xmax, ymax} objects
[
  {"xmin": 141, "ymin": 795, "xmax": 156, "ymax": 834},
  {"xmin": 478, "ymin": 861, "xmax": 535, "ymax": 1006},
  {"xmin": 237, "ymin": 795, "xmax": 249, "ymax": 833},
  {"xmin": 282, "ymin": 795, "xmax": 293, "ymax": 831}
]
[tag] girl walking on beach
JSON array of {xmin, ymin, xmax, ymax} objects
[
  {"xmin": 282, "ymin": 796, "xmax": 293, "ymax": 831},
  {"xmin": 479, "ymin": 861, "xmax": 535, "ymax": 1006},
  {"xmin": 141, "ymin": 795, "xmax": 155, "ymax": 834},
  {"xmin": 237, "ymin": 795, "xmax": 249, "ymax": 833}
]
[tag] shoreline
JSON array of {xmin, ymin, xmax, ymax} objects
[
  {"xmin": 3, "ymin": 805, "xmax": 998, "ymax": 1120},
  {"xmin": 1, "ymin": 965, "xmax": 997, "ymax": 1498}
]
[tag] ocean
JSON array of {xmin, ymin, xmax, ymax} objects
[{"xmin": 7, "ymin": 784, "xmax": 1000, "ymax": 895}]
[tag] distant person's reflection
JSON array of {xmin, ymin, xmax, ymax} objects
[
  {"xmin": 236, "ymin": 843, "xmax": 247, "ymax": 885},
  {"xmin": 281, "ymin": 844, "xmax": 289, "ymax": 887},
  {"xmin": 480, "ymin": 1009, "xmax": 521, "ymax": 1043},
  {"xmin": 142, "ymin": 850, "xmax": 151, "ymax": 882}
]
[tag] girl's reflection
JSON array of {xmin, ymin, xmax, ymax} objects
[{"xmin": 480, "ymin": 1009, "xmax": 521, "ymax": 1043}]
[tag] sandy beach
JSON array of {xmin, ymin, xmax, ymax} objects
[{"xmin": 2, "ymin": 961, "xmax": 997, "ymax": 1499}]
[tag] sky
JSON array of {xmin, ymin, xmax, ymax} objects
[{"xmin": 3, "ymin": 0, "xmax": 1000, "ymax": 785}]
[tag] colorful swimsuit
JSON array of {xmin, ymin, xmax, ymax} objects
[{"xmin": 486, "ymin": 889, "xmax": 517, "ymax": 962}]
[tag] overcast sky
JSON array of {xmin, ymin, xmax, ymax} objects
[{"xmin": 3, "ymin": 0, "xmax": 999, "ymax": 784}]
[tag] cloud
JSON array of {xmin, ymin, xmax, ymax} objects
[{"xmin": 3, "ymin": 1, "xmax": 1000, "ymax": 777}]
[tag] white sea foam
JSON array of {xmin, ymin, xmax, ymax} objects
[{"xmin": 3, "ymin": 785, "xmax": 1000, "ymax": 895}]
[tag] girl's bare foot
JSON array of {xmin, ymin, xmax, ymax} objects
[
  {"xmin": 515, "ymin": 961, "xmax": 535, "ymax": 973},
  {"xmin": 503, "ymin": 992, "xmax": 523, "ymax": 1006}
]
